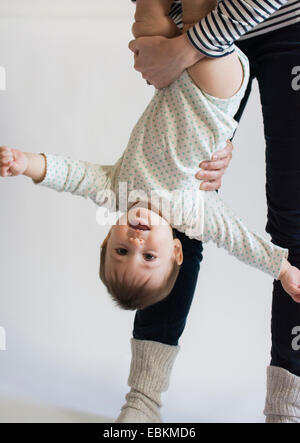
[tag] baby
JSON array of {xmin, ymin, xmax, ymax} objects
[{"xmin": 1, "ymin": 0, "xmax": 300, "ymax": 310}]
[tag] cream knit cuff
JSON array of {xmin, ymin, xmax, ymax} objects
[
  {"xmin": 264, "ymin": 365, "xmax": 300, "ymax": 423},
  {"xmin": 115, "ymin": 338, "xmax": 180, "ymax": 423}
]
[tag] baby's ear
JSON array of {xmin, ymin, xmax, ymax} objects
[
  {"xmin": 173, "ymin": 239, "xmax": 183, "ymax": 266},
  {"xmin": 101, "ymin": 230, "xmax": 112, "ymax": 248}
]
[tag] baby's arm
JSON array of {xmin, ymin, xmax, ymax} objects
[
  {"xmin": 0, "ymin": 148, "xmax": 46, "ymax": 182},
  {"xmin": 132, "ymin": 0, "xmax": 180, "ymax": 39},
  {"xmin": 202, "ymin": 191, "xmax": 300, "ymax": 303},
  {"xmin": 182, "ymin": 0, "xmax": 244, "ymax": 99},
  {"xmin": 0, "ymin": 146, "xmax": 118, "ymax": 206}
]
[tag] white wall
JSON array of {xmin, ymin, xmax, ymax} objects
[
  {"xmin": 0, "ymin": 1, "xmax": 273, "ymax": 423},
  {"xmin": 0, "ymin": 0, "xmax": 133, "ymax": 18}
]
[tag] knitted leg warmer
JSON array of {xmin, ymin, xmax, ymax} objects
[
  {"xmin": 115, "ymin": 338, "xmax": 180, "ymax": 423},
  {"xmin": 264, "ymin": 366, "xmax": 300, "ymax": 423}
]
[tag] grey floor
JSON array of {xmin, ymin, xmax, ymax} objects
[{"xmin": 0, "ymin": 395, "xmax": 114, "ymax": 423}]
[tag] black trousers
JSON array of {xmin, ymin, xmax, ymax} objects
[{"xmin": 133, "ymin": 23, "xmax": 300, "ymax": 377}]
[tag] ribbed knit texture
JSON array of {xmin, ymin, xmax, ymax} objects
[
  {"xmin": 264, "ymin": 366, "xmax": 300, "ymax": 423},
  {"xmin": 115, "ymin": 339, "xmax": 180, "ymax": 423}
]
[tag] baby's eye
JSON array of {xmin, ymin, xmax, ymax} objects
[
  {"xmin": 116, "ymin": 248, "xmax": 128, "ymax": 256},
  {"xmin": 143, "ymin": 253, "xmax": 156, "ymax": 261}
]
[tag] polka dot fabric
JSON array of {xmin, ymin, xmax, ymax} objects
[
  {"xmin": 118, "ymin": 46, "xmax": 250, "ymax": 199},
  {"xmin": 202, "ymin": 191, "xmax": 288, "ymax": 279},
  {"xmin": 40, "ymin": 154, "xmax": 123, "ymax": 208},
  {"xmin": 37, "ymin": 46, "xmax": 288, "ymax": 279}
]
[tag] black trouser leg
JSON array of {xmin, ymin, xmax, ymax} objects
[{"xmin": 237, "ymin": 24, "xmax": 300, "ymax": 376}]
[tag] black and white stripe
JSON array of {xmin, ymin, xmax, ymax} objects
[
  {"xmin": 131, "ymin": 1, "xmax": 299, "ymax": 56},
  {"xmin": 187, "ymin": 0, "xmax": 289, "ymax": 56},
  {"xmin": 239, "ymin": 0, "xmax": 300, "ymax": 39}
]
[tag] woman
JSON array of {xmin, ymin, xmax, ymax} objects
[{"xmin": 116, "ymin": 0, "xmax": 300, "ymax": 423}]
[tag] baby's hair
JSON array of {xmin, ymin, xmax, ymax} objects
[{"xmin": 99, "ymin": 230, "xmax": 181, "ymax": 311}]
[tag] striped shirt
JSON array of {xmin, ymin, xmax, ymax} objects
[{"xmin": 132, "ymin": 0, "xmax": 299, "ymax": 56}]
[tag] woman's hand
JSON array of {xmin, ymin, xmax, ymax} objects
[
  {"xmin": 279, "ymin": 260, "xmax": 300, "ymax": 304},
  {"xmin": 195, "ymin": 140, "xmax": 234, "ymax": 191},
  {"xmin": 129, "ymin": 33, "xmax": 203, "ymax": 89}
]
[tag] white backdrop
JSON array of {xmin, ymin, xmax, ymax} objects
[{"xmin": 0, "ymin": 0, "xmax": 274, "ymax": 423}]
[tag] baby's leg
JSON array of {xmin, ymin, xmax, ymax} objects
[
  {"xmin": 182, "ymin": 0, "xmax": 244, "ymax": 99},
  {"xmin": 182, "ymin": 0, "xmax": 217, "ymax": 26},
  {"xmin": 133, "ymin": 0, "xmax": 180, "ymax": 39}
]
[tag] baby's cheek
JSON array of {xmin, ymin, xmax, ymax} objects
[{"xmin": 150, "ymin": 227, "xmax": 174, "ymax": 249}]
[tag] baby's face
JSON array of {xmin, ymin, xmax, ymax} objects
[{"xmin": 104, "ymin": 206, "xmax": 183, "ymax": 291}]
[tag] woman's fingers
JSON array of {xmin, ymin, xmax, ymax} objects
[
  {"xmin": 128, "ymin": 39, "xmax": 140, "ymax": 56},
  {"xmin": 200, "ymin": 150, "xmax": 231, "ymax": 170},
  {"xmin": 195, "ymin": 168, "xmax": 224, "ymax": 181},
  {"xmin": 200, "ymin": 156, "xmax": 230, "ymax": 171},
  {"xmin": 196, "ymin": 141, "xmax": 234, "ymax": 192},
  {"xmin": 199, "ymin": 179, "xmax": 222, "ymax": 191},
  {"xmin": 292, "ymin": 290, "xmax": 300, "ymax": 303},
  {"xmin": 211, "ymin": 140, "xmax": 234, "ymax": 161},
  {"xmin": 284, "ymin": 282, "xmax": 300, "ymax": 303},
  {"xmin": 198, "ymin": 140, "xmax": 234, "ymax": 173}
]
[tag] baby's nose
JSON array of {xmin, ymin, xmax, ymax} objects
[{"xmin": 129, "ymin": 236, "xmax": 144, "ymax": 244}]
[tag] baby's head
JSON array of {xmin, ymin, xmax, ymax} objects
[{"xmin": 99, "ymin": 204, "xmax": 183, "ymax": 310}]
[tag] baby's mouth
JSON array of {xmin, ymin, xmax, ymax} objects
[{"xmin": 128, "ymin": 219, "xmax": 151, "ymax": 231}]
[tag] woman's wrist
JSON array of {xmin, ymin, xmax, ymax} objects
[{"xmin": 175, "ymin": 32, "xmax": 204, "ymax": 70}]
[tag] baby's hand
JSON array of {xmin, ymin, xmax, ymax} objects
[
  {"xmin": 0, "ymin": 146, "xmax": 28, "ymax": 177},
  {"xmin": 280, "ymin": 262, "xmax": 300, "ymax": 303}
]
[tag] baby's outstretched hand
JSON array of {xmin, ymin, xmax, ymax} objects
[
  {"xmin": 280, "ymin": 262, "xmax": 300, "ymax": 303},
  {"xmin": 0, "ymin": 146, "xmax": 28, "ymax": 177}
]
